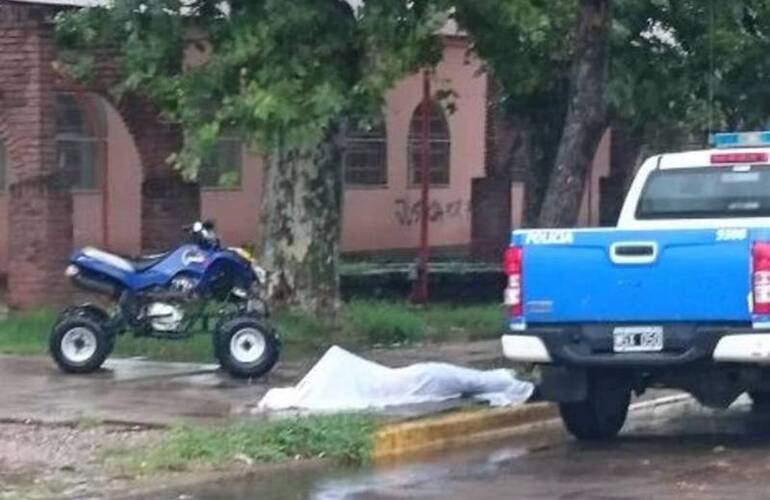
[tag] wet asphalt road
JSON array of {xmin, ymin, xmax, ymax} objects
[
  {"xmin": 162, "ymin": 395, "xmax": 770, "ymax": 500},
  {"xmin": 0, "ymin": 341, "xmax": 502, "ymax": 426}
]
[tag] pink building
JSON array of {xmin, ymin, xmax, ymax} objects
[
  {"xmin": 0, "ymin": 0, "xmax": 610, "ymax": 306},
  {"xmin": 0, "ymin": 37, "xmax": 609, "ymax": 269}
]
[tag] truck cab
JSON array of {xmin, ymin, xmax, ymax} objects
[{"xmin": 502, "ymin": 132, "xmax": 770, "ymax": 440}]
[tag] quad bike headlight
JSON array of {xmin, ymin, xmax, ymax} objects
[{"xmin": 65, "ymin": 265, "xmax": 80, "ymax": 277}]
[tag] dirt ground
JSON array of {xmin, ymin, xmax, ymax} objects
[
  {"xmin": 0, "ymin": 340, "xmax": 506, "ymax": 498},
  {"xmin": 0, "ymin": 421, "xmax": 160, "ymax": 499}
]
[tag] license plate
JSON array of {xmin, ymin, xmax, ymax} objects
[{"xmin": 613, "ymin": 326, "xmax": 664, "ymax": 353}]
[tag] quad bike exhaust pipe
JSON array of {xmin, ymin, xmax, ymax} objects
[
  {"xmin": 71, "ymin": 274, "xmax": 188, "ymax": 301},
  {"xmin": 70, "ymin": 273, "xmax": 117, "ymax": 297},
  {"xmin": 144, "ymin": 289, "xmax": 189, "ymax": 301}
]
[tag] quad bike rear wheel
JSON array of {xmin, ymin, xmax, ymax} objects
[
  {"xmin": 50, "ymin": 310, "xmax": 114, "ymax": 374},
  {"xmin": 214, "ymin": 316, "xmax": 280, "ymax": 379}
]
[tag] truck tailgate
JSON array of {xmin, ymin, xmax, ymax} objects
[{"xmin": 514, "ymin": 228, "xmax": 761, "ymax": 323}]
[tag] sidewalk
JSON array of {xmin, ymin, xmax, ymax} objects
[{"xmin": 0, "ymin": 339, "xmax": 503, "ymax": 426}]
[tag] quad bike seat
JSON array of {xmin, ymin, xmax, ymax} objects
[
  {"xmin": 125, "ymin": 251, "xmax": 171, "ymax": 271},
  {"xmin": 82, "ymin": 247, "xmax": 169, "ymax": 273}
]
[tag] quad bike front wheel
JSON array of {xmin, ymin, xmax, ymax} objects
[
  {"xmin": 50, "ymin": 313, "xmax": 113, "ymax": 374},
  {"xmin": 214, "ymin": 316, "xmax": 280, "ymax": 379}
]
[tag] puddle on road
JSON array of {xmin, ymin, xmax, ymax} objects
[
  {"xmin": 150, "ymin": 427, "xmax": 562, "ymax": 500},
  {"xmin": 146, "ymin": 397, "xmax": 770, "ymax": 500}
]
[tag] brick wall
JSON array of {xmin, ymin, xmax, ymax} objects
[
  {"xmin": 0, "ymin": 2, "xmax": 74, "ymax": 308},
  {"xmin": 0, "ymin": 1, "xmax": 198, "ymax": 308},
  {"xmin": 141, "ymin": 177, "xmax": 200, "ymax": 252}
]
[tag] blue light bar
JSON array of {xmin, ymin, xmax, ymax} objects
[{"xmin": 712, "ymin": 131, "xmax": 770, "ymax": 149}]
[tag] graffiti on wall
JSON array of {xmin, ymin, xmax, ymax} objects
[{"xmin": 394, "ymin": 198, "xmax": 470, "ymax": 226}]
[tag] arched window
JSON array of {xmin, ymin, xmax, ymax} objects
[
  {"xmin": 344, "ymin": 118, "xmax": 387, "ymax": 186},
  {"xmin": 408, "ymin": 100, "xmax": 450, "ymax": 186},
  {"xmin": 55, "ymin": 93, "xmax": 104, "ymax": 190}
]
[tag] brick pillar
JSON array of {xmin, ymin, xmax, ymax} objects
[
  {"xmin": 471, "ymin": 74, "xmax": 513, "ymax": 261},
  {"xmin": 8, "ymin": 183, "xmax": 72, "ymax": 309},
  {"xmin": 116, "ymin": 95, "xmax": 200, "ymax": 253},
  {"xmin": 470, "ymin": 177, "xmax": 511, "ymax": 262},
  {"xmin": 141, "ymin": 177, "xmax": 200, "ymax": 252},
  {"xmin": 1, "ymin": 3, "xmax": 74, "ymax": 308}
]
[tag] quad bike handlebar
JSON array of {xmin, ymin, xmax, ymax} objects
[{"xmin": 182, "ymin": 220, "xmax": 219, "ymax": 247}]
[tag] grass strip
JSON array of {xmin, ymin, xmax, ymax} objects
[
  {"xmin": 114, "ymin": 414, "xmax": 376, "ymax": 474},
  {"xmin": 0, "ymin": 301, "xmax": 504, "ymax": 362}
]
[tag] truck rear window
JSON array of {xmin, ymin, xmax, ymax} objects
[{"xmin": 637, "ymin": 166, "xmax": 770, "ymax": 219}]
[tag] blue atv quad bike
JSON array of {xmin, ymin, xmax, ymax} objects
[{"xmin": 49, "ymin": 220, "xmax": 280, "ymax": 378}]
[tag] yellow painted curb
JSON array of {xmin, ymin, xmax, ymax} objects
[{"xmin": 372, "ymin": 403, "xmax": 558, "ymax": 461}]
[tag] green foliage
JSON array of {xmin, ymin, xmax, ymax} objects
[
  {"xmin": 451, "ymin": 0, "xmax": 770, "ymax": 159},
  {"xmin": 54, "ymin": 0, "xmax": 770, "ymax": 212},
  {"xmin": 273, "ymin": 308, "xmax": 336, "ymax": 356},
  {"xmin": 420, "ymin": 303, "xmax": 503, "ymax": 342},
  {"xmin": 208, "ymin": 169, "xmax": 239, "ymax": 188},
  {"xmin": 55, "ymin": 0, "xmax": 443, "ymax": 180},
  {"xmin": 608, "ymin": 0, "xmax": 770, "ymax": 150},
  {"xmin": 0, "ymin": 309, "xmax": 57, "ymax": 356},
  {"xmin": 0, "ymin": 309, "xmax": 215, "ymax": 361},
  {"xmin": 449, "ymin": 0, "xmax": 574, "ymax": 222},
  {"xmin": 274, "ymin": 300, "xmax": 502, "ymax": 348},
  {"xmin": 342, "ymin": 301, "xmax": 502, "ymax": 345},
  {"xmin": 0, "ymin": 301, "xmax": 501, "ymax": 361},
  {"xmin": 120, "ymin": 414, "xmax": 376, "ymax": 472},
  {"xmin": 450, "ymin": 0, "xmax": 576, "ymax": 109},
  {"xmin": 343, "ymin": 301, "xmax": 425, "ymax": 345}
]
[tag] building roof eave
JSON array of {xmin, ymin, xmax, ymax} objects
[{"xmin": 8, "ymin": 0, "xmax": 108, "ymax": 6}]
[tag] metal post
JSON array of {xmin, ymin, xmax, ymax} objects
[{"xmin": 411, "ymin": 70, "xmax": 431, "ymax": 303}]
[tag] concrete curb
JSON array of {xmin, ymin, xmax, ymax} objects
[
  {"xmin": 372, "ymin": 393, "xmax": 695, "ymax": 461},
  {"xmin": 372, "ymin": 402, "xmax": 558, "ymax": 461}
]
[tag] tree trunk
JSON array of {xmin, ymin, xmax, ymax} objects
[
  {"xmin": 258, "ymin": 127, "xmax": 343, "ymax": 317},
  {"xmin": 604, "ymin": 120, "xmax": 644, "ymax": 222},
  {"xmin": 537, "ymin": 0, "xmax": 610, "ymax": 228},
  {"xmin": 497, "ymin": 114, "xmax": 538, "ymax": 228}
]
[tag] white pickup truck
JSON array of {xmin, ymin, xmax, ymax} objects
[{"xmin": 502, "ymin": 131, "xmax": 770, "ymax": 440}]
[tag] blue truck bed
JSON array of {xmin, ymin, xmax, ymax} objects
[{"xmin": 512, "ymin": 228, "xmax": 770, "ymax": 324}]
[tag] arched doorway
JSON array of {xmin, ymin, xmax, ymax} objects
[{"xmin": 55, "ymin": 92, "xmax": 143, "ymax": 254}]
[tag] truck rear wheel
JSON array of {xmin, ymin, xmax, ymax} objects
[{"xmin": 559, "ymin": 373, "xmax": 630, "ymax": 441}]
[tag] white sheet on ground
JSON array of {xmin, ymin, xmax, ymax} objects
[{"xmin": 258, "ymin": 346, "xmax": 534, "ymax": 411}]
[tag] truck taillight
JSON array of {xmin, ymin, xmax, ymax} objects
[
  {"xmin": 753, "ymin": 242, "xmax": 770, "ymax": 314},
  {"xmin": 504, "ymin": 246, "xmax": 523, "ymax": 316}
]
